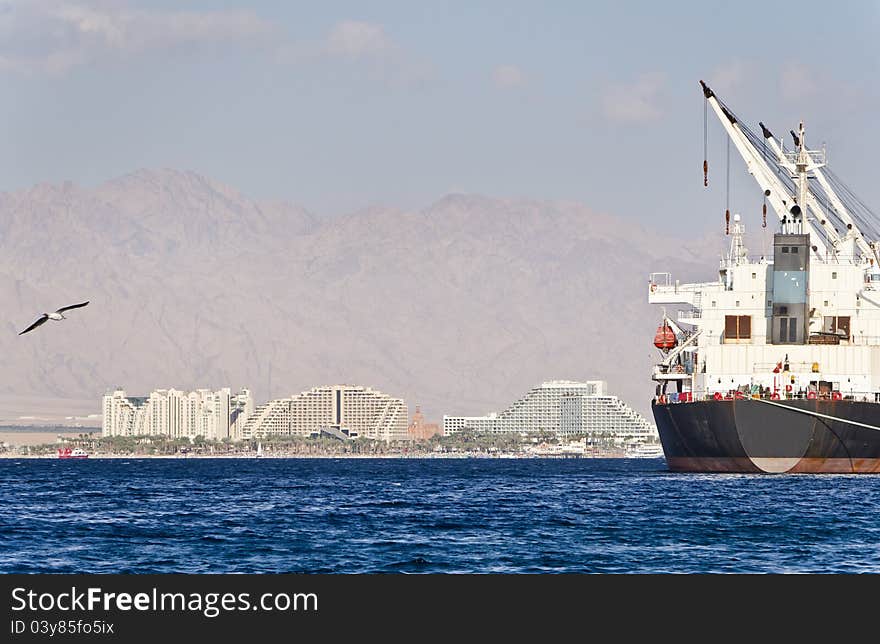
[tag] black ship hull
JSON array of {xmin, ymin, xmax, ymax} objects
[{"xmin": 652, "ymin": 399, "xmax": 880, "ymax": 473}]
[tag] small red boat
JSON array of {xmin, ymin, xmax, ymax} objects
[{"xmin": 58, "ymin": 447, "xmax": 88, "ymax": 459}]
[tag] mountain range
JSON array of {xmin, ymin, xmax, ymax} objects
[{"xmin": 0, "ymin": 168, "xmax": 718, "ymax": 426}]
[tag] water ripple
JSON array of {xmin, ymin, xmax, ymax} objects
[{"xmin": 1, "ymin": 458, "xmax": 879, "ymax": 573}]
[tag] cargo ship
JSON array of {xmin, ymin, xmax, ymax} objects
[{"xmin": 649, "ymin": 81, "xmax": 880, "ymax": 473}]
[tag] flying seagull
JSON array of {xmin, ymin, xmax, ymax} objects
[{"xmin": 19, "ymin": 301, "xmax": 90, "ymax": 336}]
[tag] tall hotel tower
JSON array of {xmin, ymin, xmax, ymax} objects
[{"xmin": 102, "ymin": 388, "xmax": 253, "ymax": 440}]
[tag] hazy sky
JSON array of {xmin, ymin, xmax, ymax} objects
[{"xmin": 2, "ymin": 1, "xmax": 878, "ymax": 230}]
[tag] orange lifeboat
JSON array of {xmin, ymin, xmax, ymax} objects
[{"xmin": 653, "ymin": 323, "xmax": 677, "ymax": 350}]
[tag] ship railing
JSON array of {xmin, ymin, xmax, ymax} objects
[
  {"xmin": 701, "ymin": 333, "xmax": 771, "ymax": 345},
  {"xmin": 700, "ymin": 334, "xmax": 880, "ymax": 348},
  {"xmin": 648, "ymin": 280, "xmax": 714, "ymax": 294},
  {"xmin": 648, "ymin": 272, "xmax": 672, "ymax": 286},
  {"xmin": 719, "ymin": 255, "xmax": 770, "ymax": 268},
  {"xmin": 656, "ymin": 390, "xmax": 880, "ymax": 404}
]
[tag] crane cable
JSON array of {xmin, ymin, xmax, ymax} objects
[
  {"xmin": 703, "ymin": 97, "xmax": 708, "ymax": 187},
  {"xmin": 761, "ymin": 136, "xmax": 768, "ymax": 228},
  {"xmin": 725, "ymin": 137, "xmax": 731, "ymax": 235}
]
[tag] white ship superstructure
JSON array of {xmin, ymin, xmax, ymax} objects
[{"xmin": 650, "ymin": 82, "xmax": 880, "ymax": 403}]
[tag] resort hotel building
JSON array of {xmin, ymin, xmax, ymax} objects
[
  {"xmin": 240, "ymin": 384, "xmax": 408, "ymax": 442},
  {"xmin": 102, "ymin": 388, "xmax": 253, "ymax": 440},
  {"xmin": 443, "ymin": 380, "xmax": 657, "ymax": 443}
]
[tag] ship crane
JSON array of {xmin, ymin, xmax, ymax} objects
[
  {"xmin": 701, "ymin": 81, "xmax": 834, "ymax": 260},
  {"xmin": 758, "ymin": 121, "xmax": 876, "ymax": 264}
]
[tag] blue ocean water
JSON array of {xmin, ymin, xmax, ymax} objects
[{"xmin": 1, "ymin": 458, "xmax": 878, "ymax": 573}]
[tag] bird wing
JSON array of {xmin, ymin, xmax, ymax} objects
[
  {"xmin": 55, "ymin": 301, "xmax": 89, "ymax": 314},
  {"xmin": 19, "ymin": 314, "xmax": 49, "ymax": 335}
]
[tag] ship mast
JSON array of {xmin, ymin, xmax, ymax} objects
[
  {"xmin": 759, "ymin": 120, "xmax": 876, "ymax": 263},
  {"xmin": 727, "ymin": 213, "xmax": 747, "ymax": 266},
  {"xmin": 795, "ymin": 122, "xmax": 809, "ymax": 234}
]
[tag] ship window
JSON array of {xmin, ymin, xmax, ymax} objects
[
  {"xmin": 782, "ymin": 247, "xmax": 790, "ymax": 253},
  {"xmin": 752, "ymin": 272, "xmax": 756, "ymax": 279},
  {"xmin": 789, "ymin": 318, "xmax": 797, "ymax": 342},
  {"xmin": 832, "ymin": 272, "xmax": 838, "ymax": 279},
  {"xmin": 724, "ymin": 315, "xmax": 751, "ymax": 341},
  {"xmin": 779, "ymin": 317, "xmax": 788, "ymax": 343},
  {"xmin": 792, "ymin": 247, "xmax": 799, "ymax": 254},
  {"xmin": 823, "ymin": 316, "xmax": 851, "ymax": 337}
]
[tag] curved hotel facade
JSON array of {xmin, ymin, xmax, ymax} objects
[
  {"xmin": 241, "ymin": 385, "xmax": 408, "ymax": 442},
  {"xmin": 443, "ymin": 380, "xmax": 656, "ymax": 442}
]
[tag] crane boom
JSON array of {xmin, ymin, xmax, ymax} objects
[{"xmin": 701, "ymin": 81, "xmax": 828, "ymax": 258}]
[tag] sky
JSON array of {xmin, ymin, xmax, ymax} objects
[{"xmin": 1, "ymin": 0, "xmax": 879, "ymax": 231}]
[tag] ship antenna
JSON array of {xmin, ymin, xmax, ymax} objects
[{"xmin": 794, "ymin": 121, "xmax": 808, "ymax": 235}]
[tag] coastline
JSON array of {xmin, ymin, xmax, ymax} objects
[
  {"xmin": 0, "ymin": 451, "xmax": 639, "ymax": 460},
  {"xmin": 0, "ymin": 426, "xmax": 650, "ymax": 460}
]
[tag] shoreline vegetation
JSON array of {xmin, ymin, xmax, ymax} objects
[{"xmin": 0, "ymin": 429, "xmax": 654, "ymax": 459}]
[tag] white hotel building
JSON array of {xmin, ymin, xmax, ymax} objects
[
  {"xmin": 102, "ymin": 388, "xmax": 254, "ymax": 440},
  {"xmin": 443, "ymin": 380, "xmax": 657, "ymax": 442},
  {"xmin": 241, "ymin": 385, "xmax": 408, "ymax": 442}
]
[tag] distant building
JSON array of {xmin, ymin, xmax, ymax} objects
[
  {"xmin": 102, "ymin": 391, "xmax": 149, "ymax": 437},
  {"xmin": 102, "ymin": 388, "xmax": 253, "ymax": 440},
  {"xmin": 407, "ymin": 407, "xmax": 443, "ymax": 440},
  {"xmin": 443, "ymin": 380, "xmax": 656, "ymax": 442},
  {"xmin": 441, "ymin": 413, "xmax": 499, "ymax": 434},
  {"xmin": 241, "ymin": 385, "xmax": 408, "ymax": 442},
  {"xmin": 558, "ymin": 394, "xmax": 655, "ymax": 443}
]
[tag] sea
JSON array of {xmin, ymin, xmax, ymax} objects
[{"xmin": 1, "ymin": 457, "xmax": 879, "ymax": 574}]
